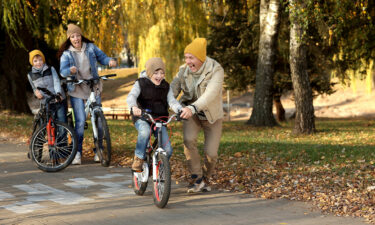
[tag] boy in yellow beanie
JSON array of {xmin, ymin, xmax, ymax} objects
[
  {"xmin": 171, "ymin": 37, "xmax": 224, "ymax": 193},
  {"xmin": 28, "ymin": 49, "xmax": 67, "ymax": 123},
  {"xmin": 126, "ymin": 57, "xmax": 190, "ymax": 171}
]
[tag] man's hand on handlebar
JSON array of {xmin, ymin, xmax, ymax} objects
[{"xmin": 180, "ymin": 107, "xmax": 192, "ymax": 119}]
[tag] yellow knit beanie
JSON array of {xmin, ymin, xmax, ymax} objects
[
  {"xmin": 67, "ymin": 23, "xmax": 83, "ymax": 38},
  {"xmin": 145, "ymin": 57, "xmax": 165, "ymax": 78},
  {"xmin": 184, "ymin": 38, "xmax": 207, "ymax": 62},
  {"xmin": 29, "ymin": 49, "xmax": 45, "ymax": 66}
]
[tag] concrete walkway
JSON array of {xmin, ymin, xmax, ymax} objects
[{"xmin": 0, "ymin": 143, "xmax": 368, "ymax": 225}]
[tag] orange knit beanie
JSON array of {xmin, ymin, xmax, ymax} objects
[
  {"xmin": 29, "ymin": 49, "xmax": 45, "ymax": 66},
  {"xmin": 184, "ymin": 38, "xmax": 207, "ymax": 62}
]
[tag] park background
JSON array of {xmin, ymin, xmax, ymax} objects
[{"xmin": 1, "ymin": 0, "xmax": 375, "ymax": 223}]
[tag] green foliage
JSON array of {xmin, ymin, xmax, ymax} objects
[
  {"xmin": 207, "ymin": 0, "xmax": 258, "ymax": 91},
  {"xmin": 310, "ymin": 0, "xmax": 375, "ymax": 80},
  {"xmin": 122, "ymin": 0, "xmax": 208, "ymax": 80},
  {"xmin": 207, "ymin": 0, "xmax": 335, "ymax": 96}
]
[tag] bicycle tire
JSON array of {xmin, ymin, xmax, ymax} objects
[
  {"xmin": 30, "ymin": 121, "xmax": 77, "ymax": 172},
  {"xmin": 28, "ymin": 115, "xmax": 45, "ymax": 156},
  {"xmin": 93, "ymin": 110, "xmax": 111, "ymax": 167},
  {"xmin": 152, "ymin": 153, "xmax": 171, "ymax": 208},
  {"xmin": 132, "ymin": 162, "xmax": 149, "ymax": 195}
]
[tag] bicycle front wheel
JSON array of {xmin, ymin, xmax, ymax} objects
[
  {"xmin": 93, "ymin": 111, "xmax": 111, "ymax": 167},
  {"xmin": 132, "ymin": 162, "xmax": 149, "ymax": 196},
  {"xmin": 152, "ymin": 153, "xmax": 171, "ymax": 208},
  {"xmin": 30, "ymin": 121, "xmax": 77, "ymax": 172}
]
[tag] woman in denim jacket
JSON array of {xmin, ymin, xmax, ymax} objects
[{"xmin": 57, "ymin": 23, "xmax": 116, "ymax": 165}]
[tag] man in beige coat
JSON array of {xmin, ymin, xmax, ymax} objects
[{"xmin": 171, "ymin": 38, "xmax": 224, "ymax": 193}]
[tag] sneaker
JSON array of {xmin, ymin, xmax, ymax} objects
[
  {"xmin": 94, "ymin": 153, "xmax": 100, "ymax": 163},
  {"xmin": 187, "ymin": 174, "xmax": 198, "ymax": 190},
  {"xmin": 187, "ymin": 176, "xmax": 211, "ymax": 193},
  {"xmin": 131, "ymin": 156, "xmax": 144, "ymax": 171},
  {"xmin": 72, "ymin": 152, "xmax": 81, "ymax": 165}
]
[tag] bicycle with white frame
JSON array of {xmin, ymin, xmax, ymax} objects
[
  {"xmin": 66, "ymin": 74, "xmax": 116, "ymax": 167},
  {"xmin": 132, "ymin": 110, "xmax": 183, "ymax": 208}
]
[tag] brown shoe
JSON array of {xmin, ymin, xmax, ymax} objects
[{"xmin": 131, "ymin": 156, "xmax": 144, "ymax": 171}]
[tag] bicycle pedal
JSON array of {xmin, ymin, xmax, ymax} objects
[{"xmin": 132, "ymin": 169, "xmax": 143, "ymax": 173}]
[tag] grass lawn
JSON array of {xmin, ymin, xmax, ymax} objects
[{"xmin": 1, "ymin": 111, "xmax": 374, "ymax": 223}]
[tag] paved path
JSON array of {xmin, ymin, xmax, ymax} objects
[{"xmin": 0, "ymin": 143, "xmax": 368, "ymax": 225}]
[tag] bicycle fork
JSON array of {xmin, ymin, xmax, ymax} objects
[
  {"xmin": 152, "ymin": 148, "xmax": 167, "ymax": 181},
  {"xmin": 90, "ymin": 108, "xmax": 100, "ymax": 140}
]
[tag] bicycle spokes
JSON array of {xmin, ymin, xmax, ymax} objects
[{"xmin": 30, "ymin": 121, "xmax": 77, "ymax": 172}]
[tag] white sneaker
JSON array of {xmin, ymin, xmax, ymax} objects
[
  {"xmin": 72, "ymin": 152, "xmax": 81, "ymax": 165},
  {"xmin": 94, "ymin": 153, "xmax": 100, "ymax": 163}
]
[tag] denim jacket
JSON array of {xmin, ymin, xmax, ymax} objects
[{"xmin": 59, "ymin": 42, "xmax": 112, "ymax": 92}]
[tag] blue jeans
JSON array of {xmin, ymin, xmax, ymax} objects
[
  {"xmin": 134, "ymin": 119, "xmax": 172, "ymax": 160},
  {"xmin": 70, "ymin": 95, "xmax": 101, "ymax": 154},
  {"xmin": 54, "ymin": 100, "xmax": 67, "ymax": 123}
]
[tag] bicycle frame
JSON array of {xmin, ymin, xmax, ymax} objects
[
  {"xmin": 85, "ymin": 91, "xmax": 101, "ymax": 140},
  {"xmin": 68, "ymin": 74, "xmax": 115, "ymax": 142},
  {"xmin": 141, "ymin": 113, "xmax": 179, "ymax": 181}
]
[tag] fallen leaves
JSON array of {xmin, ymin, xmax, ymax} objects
[{"xmin": 166, "ymin": 153, "xmax": 375, "ymax": 224}]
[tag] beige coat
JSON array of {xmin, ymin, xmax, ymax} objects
[{"xmin": 171, "ymin": 57, "xmax": 224, "ymax": 124}]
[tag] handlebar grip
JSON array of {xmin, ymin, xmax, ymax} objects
[
  {"xmin": 36, "ymin": 87, "xmax": 53, "ymax": 96},
  {"xmin": 103, "ymin": 74, "xmax": 116, "ymax": 78},
  {"xmin": 66, "ymin": 75, "xmax": 77, "ymax": 83},
  {"xmin": 176, "ymin": 111, "xmax": 187, "ymax": 121}
]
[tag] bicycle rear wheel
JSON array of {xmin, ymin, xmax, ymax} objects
[
  {"xmin": 93, "ymin": 110, "xmax": 111, "ymax": 167},
  {"xmin": 132, "ymin": 162, "xmax": 149, "ymax": 195},
  {"xmin": 30, "ymin": 121, "xmax": 77, "ymax": 172},
  {"xmin": 152, "ymin": 153, "xmax": 171, "ymax": 208}
]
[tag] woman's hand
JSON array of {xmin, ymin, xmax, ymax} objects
[
  {"xmin": 132, "ymin": 106, "xmax": 141, "ymax": 116},
  {"xmin": 34, "ymin": 90, "xmax": 43, "ymax": 99},
  {"xmin": 180, "ymin": 107, "xmax": 193, "ymax": 119},
  {"xmin": 109, "ymin": 59, "xmax": 117, "ymax": 67},
  {"xmin": 70, "ymin": 66, "xmax": 77, "ymax": 74}
]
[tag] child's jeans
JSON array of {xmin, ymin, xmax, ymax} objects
[{"xmin": 134, "ymin": 119, "xmax": 172, "ymax": 160}]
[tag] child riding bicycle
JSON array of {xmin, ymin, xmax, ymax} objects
[
  {"xmin": 126, "ymin": 57, "xmax": 190, "ymax": 171},
  {"xmin": 27, "ymin": 49, "xmax": 67, "ymax": 123},
  {"xmin": 58, "ymin": 23, "xmax": 117, "ymax": 165}
]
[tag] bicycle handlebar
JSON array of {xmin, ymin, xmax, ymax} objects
[
  {"xmin": 65, "ymin": 74, "xmax": 117, "ymax": 85},
  {"xmin": 141, "ymin": 110, "xmax": 183, "ymax": 125},
  {"xmin": 36, "ymin": 87, "xmax": 61, "ymax": 104}
]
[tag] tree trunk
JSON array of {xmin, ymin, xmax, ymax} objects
[
  {"xmin": 289, "ymin": 0, "xmax": 315, "ymax": 134},
  {"xmin": 247, "ymin": 0, "xmax": 281, "ymax": 126},
  {"xmin": 273, "ymin": 95, "xmax": 285, "ymax": 122}
]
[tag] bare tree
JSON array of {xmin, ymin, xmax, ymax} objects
[{"xmin": 247, "ymin": 0, "xmax": 281, "ymax": 126}]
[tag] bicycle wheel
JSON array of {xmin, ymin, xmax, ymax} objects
[
  {"xmin": 93, "ymin": 110, "xmax": 111, "ymax": 167},
  {"xmin": 132, "ymin": 162, "xmax": 149, "ymax": 195},
  {"xmin": 28, "ymin": 116, "xmax": 44, "ymax": 159},
  {"xmin": 30, "ymin": 121, "xmax": 77, "ymax": 172},
  {"xmin": 152, "ymin": 153, "xmax": 171, "ymax": 208}
]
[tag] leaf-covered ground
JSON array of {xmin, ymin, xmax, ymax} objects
[{"xmin": 1, "ymin": 111, "xmax": 374, "ymax": 223}]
